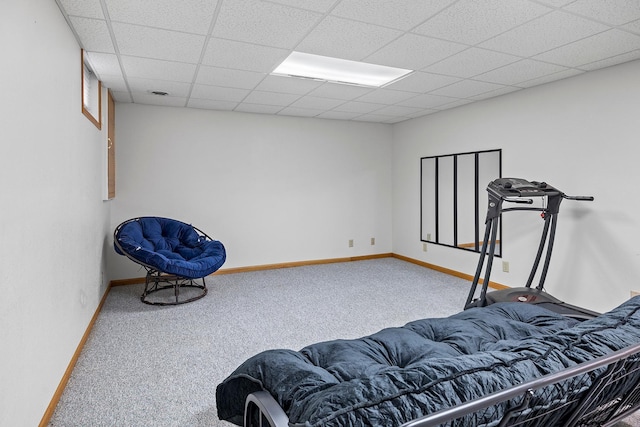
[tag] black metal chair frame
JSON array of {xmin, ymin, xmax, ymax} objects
[
  {"xmin": 138, "ymin": 268, "xmax": 208, "ymax": 306},
  {"xmin": 114, "ymin": 218, "xmax": 217, "ymax": 306}
]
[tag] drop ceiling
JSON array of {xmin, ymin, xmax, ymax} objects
[{"xmin": 56, "ymin": 0, "xmax": 640, "ymax": 123}]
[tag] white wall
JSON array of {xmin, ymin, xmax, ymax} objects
[
  {"xmin": 393, "ymin": 60, "xmax": 640, "ymax": 314},
  {"xmin": 109, "ymin": 105, "xmax": 393, "ymax": 279},
  {"xmin": 0, "ymin": 2, "xmax": 111, "ymax": 426}
]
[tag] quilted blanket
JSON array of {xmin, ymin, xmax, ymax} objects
[{"xmin": 216, "ymin": 297, "xmax": 640, "ymax": 426}]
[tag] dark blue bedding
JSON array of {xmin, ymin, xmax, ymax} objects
[
  {"xmin": 216, "ymin": 297, "xmax": 640, "ymax": 426},
  {"xmin": 114, "ymin": 217, "xmax": 226, "ymax": 279}
]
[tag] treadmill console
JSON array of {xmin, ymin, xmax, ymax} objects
[{"xmin": 488, "ymin": 178, "xmax": 561, "ymax": 199}]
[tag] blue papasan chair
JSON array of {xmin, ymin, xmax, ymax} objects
[{"xmin": 114, "ymin": 217, "xmax": 226, "ymax": 305}]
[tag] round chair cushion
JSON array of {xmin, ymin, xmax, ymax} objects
[{"xmin": 115, "ymin": 217, "xmax": 226, "ymax": 278}]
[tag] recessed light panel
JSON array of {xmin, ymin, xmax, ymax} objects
[{"xmin": 272, "ymin": 51, "xmax": 413, "ymax": 87}]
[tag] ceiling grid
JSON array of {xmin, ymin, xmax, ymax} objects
[{"xmin": 56, "ymin": 0, "xmax": 640, "ymax": 123}]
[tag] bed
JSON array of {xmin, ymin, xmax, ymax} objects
[{"xmin": 216, "ymin": 297, "xmax": 640, "ymax": 426}]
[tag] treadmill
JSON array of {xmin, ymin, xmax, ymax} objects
[{"xmin": 464, "ymin": 177, "xmax": 599, "ymax": 321}]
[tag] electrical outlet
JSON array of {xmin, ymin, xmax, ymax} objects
[
  {"xmin": 422, "ymin": 242, "xmax": 427, "ymax": 252},
  {"xmin": 348, "ymin": 239, "xmax": 354, "ymax": 248},
  {"xmin": 502, "ymin": 261, "xmax": 509, "ymax": 273},
  {"xmin": 370, "ymin": 237, "xmax": 375, "ymax": 245}
]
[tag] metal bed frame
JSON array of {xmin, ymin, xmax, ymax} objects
[{"xmin": 243, "ymin": 342, "xmax": 640, "ymax": 427}]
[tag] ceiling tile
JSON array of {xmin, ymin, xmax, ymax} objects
[
  {"xmin": 190, "ymin": 85, "xmax": 250, "ymax": 102},
  {"xmin": 277, "ymin": 106, "xmax": 324, "ymax": 117},
  {"xmin": 468, "ymin": 86, "xmax": 521, "ymax": 101},
  {"xmin": 385, "ymin": 117, "xmax": 413, "ymax": 124},
  {"xmin": 624, "ymin": 19, "xmax": 640, "ymax": 34},
  {"xmin": 212, "ymin": 0, "xmax": 322, "ymax": 49},
  {"xmin": 296, "ymin": 16, "xmax": 403, "ymax": 60},
  {"xmin": 365, "ymin": 33, "xmax": 467, "ymax": 70},
  {"xmin": 478, "ymin": 10, "xmax": 609, "ymax": 57},
  {"xmin": 516, "ymin": 68, "xmax": 584, "ymax": 88},
  {"xmin": 533, "ymin": 0, "xmax": 575, "ymax": 6},
  {"xmin": 331, "ymin": 0, "xmax": 456, "ymax": 31},
  {"xmin": 563, "ymin": 0, "xmax": 640, "ymax": 26},
  {"xmin": 127, "ymin": 77, "xmax": 192, "ymax": 97},
  {"xmin": 333, "ymin": 101, "xmax": 386, "ymax": 114},
  {"xmin": 235, "ymin": 103, "xmax": 284, "ymax": 115},
  {"xmin": 316, "ymin": 110, "xmax": 364, "ymax": 120},
  {"xmin": 84, "ymin": 52, "xmax": 121, "ymax": 77},
  {"xmin": 69, "ymin": 17, "xmax": 114, "ymax": 53},
  {"xmin": 57, "ymin": 0, "xmax": 104, "ymax": 19},
  {"xmin": 196, "ymin": 66, "xmax": 266, "ymax": 90},
  {"xmin": 406, "ymin": 109, "xmax": 438, "ymax": 119},
  {"xmin": 433, "ymin": 98, "xmax": 474, "ymax": 109},
  {"xmin": 202, "ymin": 38, "xmax": 289, "ymax": 73},
  {"xmin": 242, "ymin": 90, "xmax": 301, "ymax": 106},
  {"xmin": 121, "ymin": 56, "xmax": 197, "ymax": 82},
  {"xmin": 112, "ymin": 22, "xmax": 206, "ymax": 63},
  {"xmin": 397, "ymin": 93, "xmax": 459, "ymax": 108},
  {"xmin": 289, "ymin": 95, "xmax": 345, "ymax": 110},
  {"xmin": 187, "ymin": 99, "xmax": 238, "ymax": 110},
  {"xmin": 131, "ymin": 93, "xmax": 186, "ymax": 106},
  {"xmin": 414, "ymin": 0, "xmax": 551, "ymax": 45},
  {"xmin": 424, "ymin": 47, "xmax": 521, "ymax": 78},
  {"xmin": 373, "ymin": 105, "xmax": 425, "ymax": 116},
  {"xmin": 105, "ymin": 0, "xmax": 218, "ymax": 34},
  {"xmin": 384, "ymin": 71, "xmax": 460, "ymax": 93},
  {"xmin": 307, "ymin": 82, "xmax": 374, "ymax": 100},
  {"xmin": 100, "ymin": 74, "xmax": 129, "ymax": 92},
  {"xmin": 100, "ymin": 75, "xmax": 128, "ymax": 92},
  {"xmin": 59, "ymin": 0, "xmax": 640, "ymax": 123},
  {"xmin": 267, "ymin": 0, "xmax": 338, "ymax": 13},
  {"xmin": 355, "ymin": 88, "xmax": 417, "ymax": 104},
  {"xmin": 578, "ymin": 50, "xmax": 640, "ymax": 71},
  {"xmin": 534, "ymin": 29, "xmax": 640, "ymax": 67},
  {"xmin": 110, "ymin": 90, "xmax": 132, "ymax": 102},
  {"xmin": 429, "ymin": 79, "xmax": 507, "ymax": 98},
  {"xmin": 474, "ymin": 59, "xmax": 568, "ymax": 86},
  {"xmin": 255, "ymin": 75, "xmax": 324, "ymax": 95},
  {"xmin": 356, "ymin": 113, "xmax": 402, "ymax": 123}
]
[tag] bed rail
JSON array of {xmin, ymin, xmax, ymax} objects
[
  {"xmin": 243, "ymin": 342, "xmax": 640, "ymax": 427},
  {"xmin": 244, "ymin": 391, "xmax": 289, "ymax": 427},
  {"xmin": 402, "ymin": 342, "xmax": 640, "ymax": 427}
]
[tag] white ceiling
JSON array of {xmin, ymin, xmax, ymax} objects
[{"xmin": 56, "ymin": 0, "xmax": 640, "ymax": 123}]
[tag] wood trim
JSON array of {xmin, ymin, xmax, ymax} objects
[
  {"xmin": 110, "ymin": 253, "xmax": 394, "ymax": 285},
  {"xmin": 38, "ymin": 282, "xmax": 112, "ymax": 426},
  {"xmin": 214, "ymin": 253, "xmax": 393, "ymax": 275},
  {"xmin": 81, "ymin": 49, "xmax": 102, "ymax": 130},
  {"xmin": 110, "ymin": 253, "xmax": 506, "ymax": 290},
  {"xmin": 107, "ymin": 90, "xmax": 115, "ymax": 199},
  {"xmin": 457, "ymin": 240, "xmax": 500, "ymax": 249},
  {"xmin": 392, "ymin": 253, "xmax": 508, "ymax": 290}
]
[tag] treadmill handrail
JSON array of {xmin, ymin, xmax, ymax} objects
[{"xmin": 466, "ymin": 178, "xmax": 594, "ymax": 309}]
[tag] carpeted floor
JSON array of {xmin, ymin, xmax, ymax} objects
[
  {"xmin": 48, "ymin": 258, "xmax": 640, "ymax": 426},
  {"xmin": 49, "ymin": 258, "xmax": 472, "ymax": 426}
]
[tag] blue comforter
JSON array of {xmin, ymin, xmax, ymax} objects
[{"xmin": 216, "ymin": 298, "xmax": 640, "ymax": 426}]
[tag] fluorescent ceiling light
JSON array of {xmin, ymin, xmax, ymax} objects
[{"xmin": 272, "ymin": 52, "xmax": 412, "ymax": 87}]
